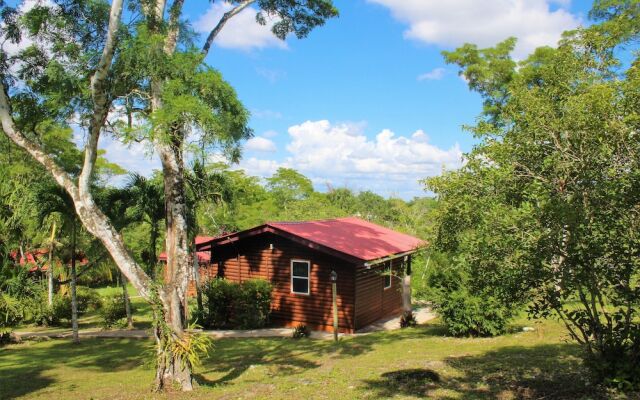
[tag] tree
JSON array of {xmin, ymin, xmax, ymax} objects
[
  {"xmin": 427, "ymin": 1, "xmax": 640, "ymax": 386},
  {"xmin": 0, "ymin": 0, "xmax": 337, "ymax": 390},
  {"xmin": 35, "ymin": 183, "xmax": 82, "ymax": 343},
  {"xmin": 186, "ymin": 159, "xmax": 233, "ymax": 313},
  {"xmin": 266, "ymin": 167, "xmax": 315, "ymax": 215},
  {"xmin": 125, "ymin": 173, "xmax": 165, "ymax": 278}
]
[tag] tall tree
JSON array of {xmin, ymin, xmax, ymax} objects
[
  {"xmin": 0, "ymin": 0, "xmax": 337, "ymax": 390},
  {"xmin": 35, "ymin": 183, "xmax": 81, "ymax": 343},
  {"xmin": 427, "ymin": 1, "xmax": 640, "ymax": 386}
]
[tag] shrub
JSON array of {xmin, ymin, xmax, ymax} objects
[
  {"xmin": 292, "ymin": 324, "xmax": 310, "ymax": 339},
  {"xmin": 233, "ymin": 279, "xmax": 272, "ymax": 329},
  {"xmin": 50, "ymin": 286, "xmax": 102, "ymax": 322},
  {"xmin": 399, "ymin": 310, "xmax": 417, "ymax": 328},
  {"xmin": 0, "ymin": 293, "xmax": 23, "ymax": 328},
  {"xmin": 100, "ymin": 294, "xmax": 135, "ymax": 328},
  {"xmin": 198, "ymin": 278, "xmax": 272, "ymax": 329},
  {"xmin": 438, "ymin": 289, "xmax": 511, "ymax": 337}
]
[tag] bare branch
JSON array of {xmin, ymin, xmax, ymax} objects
[{"xmin": 201, "ymin": 0, "xmax": 256, "ymax": 57}]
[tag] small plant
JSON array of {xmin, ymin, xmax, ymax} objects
[
  {"xmin": 292, "ymin": 324, "xmax": 310, "ymax": 339},
  {"xmin": 399, "ymin": 310, "xmax": 417, "ymax": 328}
]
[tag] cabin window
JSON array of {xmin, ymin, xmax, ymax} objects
[
  {"xmin": 291, "ymin": 260, "xmax": 310, "ymax": 295},
  {"xmin": 384, "ymin": 263, "xmax": 392, "ymax": 289}
]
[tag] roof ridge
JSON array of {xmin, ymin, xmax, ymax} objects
[{"xmin": 268, "ymin": 216, "xmax": 360, "ymax": 225}]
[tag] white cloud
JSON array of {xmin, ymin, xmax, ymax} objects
[
  {"xmin": 194, "ymin": 2, "xmax": 286, "ymax": 51},
  {"xmin": 263, "ymin": 130, "xmax": 279, "ymax": 138},
  {"xmin": 417, "ymin": 67, "xmax": 446, "ymax": 81},
  {"xmin": 245, "ymin": 136, "xmax": 277, "ymax": 152},
  {"xmin": 368, "ymin": 0, "xmax": 581, "ymax": 59},
  {"xmin": 240, "ymin": 120, "xmax": 463, "ymax": 198}
]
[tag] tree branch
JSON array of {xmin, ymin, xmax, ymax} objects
[
  {"xmin": 201, "ymin": 0, "xmax": 255, "ymax": 57},
  {"xmin": 0, "ymin": 83, "xmax": 154, "ymax": 301},
  {"xmin": 79, "ymin": 0, "xmax": 124, "ymax": 195}
]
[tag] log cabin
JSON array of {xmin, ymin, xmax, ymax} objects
[{"xmin": 195, "ymin": 217, "xmax": 426, "ymax": 333}]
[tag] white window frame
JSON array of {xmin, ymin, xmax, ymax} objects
[
  {"xmin": 383, "ymin": 262, "xmax": 392, "ymax": 290},
  {"xmin": 291, "ymin": 259, "xmax": 311, "ymax": 295}
]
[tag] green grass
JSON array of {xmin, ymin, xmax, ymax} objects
[{"xmin": 0, "ymin": 317, "xmax": 628, "ymax": 400}]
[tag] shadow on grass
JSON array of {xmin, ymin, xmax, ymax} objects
[
  {"xmin": 196, "ymin": 322, "xmax": 446, "ymax": 387},
  {"xmin": 361, "ymin": 342, "xmax": 611, "ymax": 399},
  {"xmin": 0, "ymin": 338, "xmax": 152, "ymax": 399}
]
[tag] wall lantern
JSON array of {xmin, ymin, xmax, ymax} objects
[{"xmin": 330, "ymin": 270, "xmax": 338, "ymax": 282}]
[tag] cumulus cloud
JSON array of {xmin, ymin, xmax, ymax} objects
[
  {"xmin": 368, "ymin": 0, "xmax": 581, "ymax": 59},
  {"xmin": 417, "ymin": 67, "xmax": 446, "ymax": 81},
  {"xmin": 194, "ymin": 2, "xmax": 286, "ymax": 51},
  {"xmin": 263, "ymin": 130, "xmax": 279, "ymax": 138},
  {"xmin": 245, "ymin": 136, "xmax": 277, "ymax": 152},
  {"xmin": 240, "ymin": 120, "xmax": 463, "ymax": 198}
]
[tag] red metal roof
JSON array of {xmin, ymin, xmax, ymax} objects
[
  {"xmin": 200, "ymin": 217, "xmax": 426, "ymax": 262},
  {"xmin": 269, "ymin": 217, "xmax": 425, "ymax": 261}
]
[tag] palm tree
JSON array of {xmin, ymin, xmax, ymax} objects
[
  {"xmin": 35, "ymin": 183, "xmax": 81, "ymax": 343},
  {"xmin": 126, "ymin": 173, "xmax": 165, "ymax": 278},
  {"xmin": 186, "ymin": 160, "xmax": 233, "ymax": 313},
  {"xmin": 97, "ymin": 187, "xmax": 136, "ymax": 329}
]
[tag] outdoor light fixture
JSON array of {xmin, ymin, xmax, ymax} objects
[{"xmin": 331, "ymin": 270, "xmax": 337, "ymax": 282}]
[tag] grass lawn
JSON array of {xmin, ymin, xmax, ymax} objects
[{"xmin": 1, "ymin": 316, "xmax": 629, "ymax": 400}]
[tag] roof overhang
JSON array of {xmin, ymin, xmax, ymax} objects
[{"xmin": 197, "ymin": 224, "xmax": 367, "ymax": 265}]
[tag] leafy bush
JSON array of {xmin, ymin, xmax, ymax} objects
[
  {"xmin": 100, "ymin": 294, "xmax": 135, "ymax": 328},
  {"xmin": 292, "ymin": 324, "xmax": 310, "ymax": 339},
  {"xmin": 26, "ymin": 297, "xmax": 59, "ymax": 327},
  {"xmin": 399, "ymin": 310, "xmax": 417, "ymax": 328},
  {"xmin": 0, "ymin": 293, "xmax": 23, "ymax": 328},
  {"xmin": 198, "ymin": 278, "xmax": 272, "ymax": 329},
  {"xmin": 51, "ymin": 286, "xmax": 101, "ymax": 322},
  {"xmin": 438, "ymin": 289, "xmax": 511, "ymax": 337}
]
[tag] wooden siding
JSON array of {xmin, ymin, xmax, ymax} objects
[
  {"xmin": 354, "ymin": 257, "xmax": 404, "ymax": 330},
  {"xmin": 203, "ymin": 233, "xmax": 357, "ymax": 333}
]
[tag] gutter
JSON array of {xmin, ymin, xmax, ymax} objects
[{"xmin": 363, "ymin": 249, "xmax": 419, "ymax": 268}]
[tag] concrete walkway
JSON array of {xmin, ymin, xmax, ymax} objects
[{"xmin": 14, "ymin": 306, "xmax": 436, "ymax": 341}]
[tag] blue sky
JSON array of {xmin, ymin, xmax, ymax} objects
[{"xmin": 49, "ymin": 0, "xmax": 592, "ymax": 198}]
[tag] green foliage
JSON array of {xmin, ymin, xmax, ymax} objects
[
  {"xmin": 197, "ymin": 278, "xmax": 272, "ymax": 330},
  {"xmin": 429, "ymin": 0, "xmax": 640, "ymax": 387},
  {"xmin": 438, "ymin": 289, "xmax": 511, "ymax": 337},
  {"xmin": 292, "ymin": 324, "xmax": 311, "ymax": 339},
  {"xmin": 100, "ymin": 294, "xmax": 136, "ymax": 329},
  {"xmin": 52, "ymin": 286, "xmax": 101, "ymax": 322}
]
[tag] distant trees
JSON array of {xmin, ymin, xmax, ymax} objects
[{"xmin": 426, "ymin": 0, "xmax": 640, "ymax": 387}]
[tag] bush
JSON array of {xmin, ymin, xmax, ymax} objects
[
  {"xmin": 198, "ymin": 278, "xmax": 272, "ymax": 329},
  {"xmin": 399, "ymin": 310, "xmax": 417, "ymax": 328},
  {"xmin": 100, "ymin": 294, "xmax": 135, "ymax": 328},
  {"xmin": 438, "ymin": 289, "xmax": 511, "ymax": 337},
  {"xmin": 292, "ymin": 324, "xmax": 310, "ymax": 339},
  {"xmin": 50, "ymin": 286, "xmax": 101, "ymax": 322}
]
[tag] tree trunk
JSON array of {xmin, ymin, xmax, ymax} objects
[
  {"xmin": 150, "ymin": 225, "xmax": 158, "ymax": 279},
  {"xmin": 70, "ymin": 222, "xmax": 79, "ymax": 344},
  {"xmin": 47, "ymin": 221, "xmax": 56, "ymax": 307},
  {"xmin": 154, "ymin": 287, "xmax": 193, "ymax": 391},
  {"xmin": 193, "ymin": 237, "xmax": 203, "ymax": 314},
  {"xmin": 120, "ymin": 271, "xmax": 134, "ymax": 330},
  {"xmin": 402, "ymin": 256, "xmax": 412, "ymax": 314}
]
